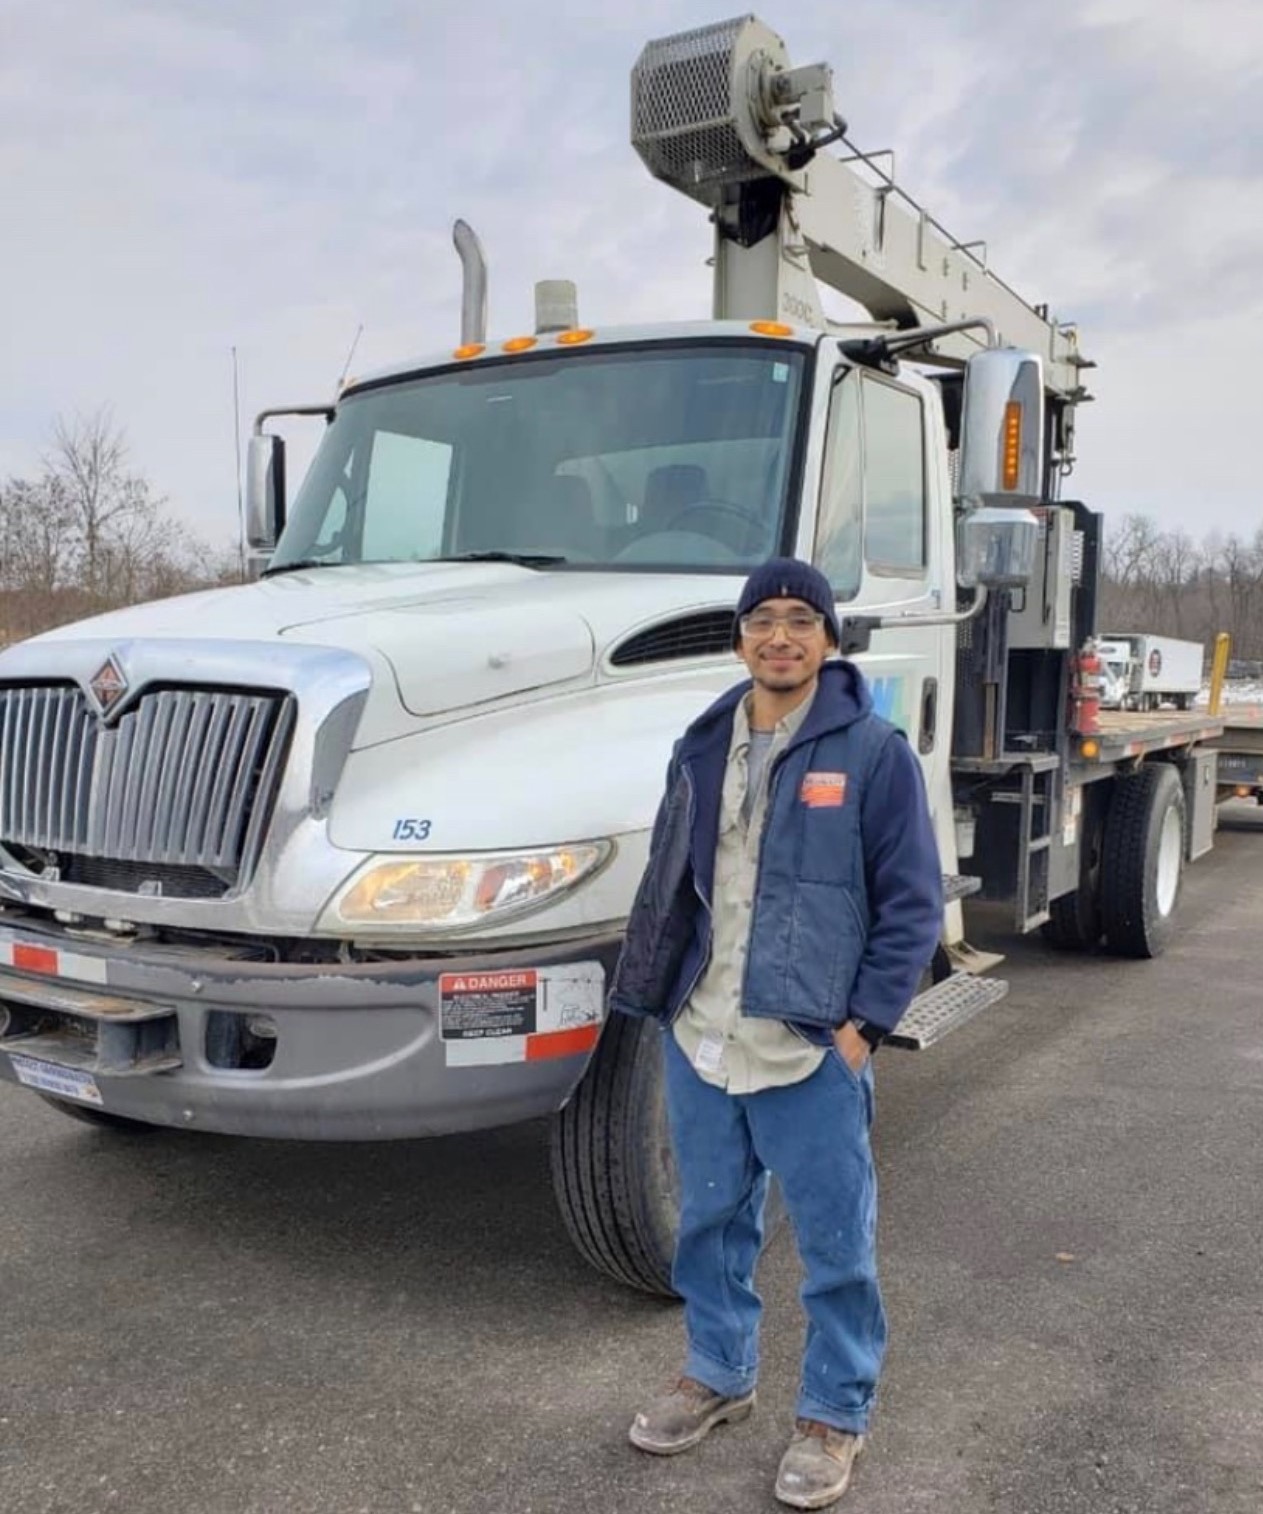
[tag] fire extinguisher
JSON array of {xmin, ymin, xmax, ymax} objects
[{"xmin": 1070, "ymin": 639, "xmax": 1102, "ymax": 734}]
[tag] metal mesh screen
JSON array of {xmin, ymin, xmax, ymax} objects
[{"xmin": 631, "ymin": 18, "xmax": 758, "ymax": 203}]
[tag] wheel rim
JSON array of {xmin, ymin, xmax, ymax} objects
[{"xmin": 1155, "ymin": 804, "xmax": 1182, "ymax": 916}]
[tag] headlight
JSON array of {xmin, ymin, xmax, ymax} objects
[{"xmin": 331, "ymin": 842, "xmax": 612, "ymax": 932}]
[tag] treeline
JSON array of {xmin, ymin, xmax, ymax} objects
[
  {"xmin": 1098, "ymin": 513, "xmax": 1263, "ymax": 662},
  {"xmin": 0, "ymin": 411, "xmax": 240, "ymax": 645}
]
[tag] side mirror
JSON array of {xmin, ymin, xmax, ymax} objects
[
  {"xmin": 958, "ymin": 348, "xmax": 1044, "ymax": 510},
  {"xmin": 246, "ymin": 433, "xmax": 286, "ymax": 550},
  {"xmin": 959, "ymin": 506, "xmax": 1039, "ymax": 589}
]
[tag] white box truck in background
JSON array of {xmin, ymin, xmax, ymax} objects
[{"xmin": 1098, "ymin": 633, "xmax": 1203, "ymax": 711}]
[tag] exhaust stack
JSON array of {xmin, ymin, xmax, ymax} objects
[{"xmin": 452, "ymin": 219, "xmax": 487, "ymax": 345}]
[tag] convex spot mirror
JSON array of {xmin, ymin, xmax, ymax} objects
[{"xmin": 960, "ymin": 505, "xmax": 1039, "ymax": 589}]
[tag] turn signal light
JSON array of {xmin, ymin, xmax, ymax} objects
[
  {"xmin": 452, "ymin": 343, "xmax": 485, "ymax": 361},
  {"xmin": 1080, "ymin": 739, "xmax": 1100, "ymax": 759},
  {"xmin": 556, "ymin": 328, "xmax": 595, "ymax": 345},
  {"xmin": 1236, "ymin": 785, "xmax": 1252, "ymax": 798},
  {"xmin": 502, "ymin": 336, "xmax": 538, "ymax": 353},
  {"xmin": 1002, "ymin": 401, "xmax": 1023, "ymax": 490},
  {"xmin": 749, "ymin": 320, "xmax": 793, "ymax": 337}
]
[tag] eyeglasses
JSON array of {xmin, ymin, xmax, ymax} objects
[{"xmin": 739, "ymin": 610, "xmax": 826, "ymax": 639}]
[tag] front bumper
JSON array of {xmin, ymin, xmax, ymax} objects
[{"xmin": 0, "ymin": 922, "xmax": 622, "ymax": 1140}]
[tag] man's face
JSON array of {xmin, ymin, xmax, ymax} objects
[{"xmin": 736, "ymin": 595, "xmax": 833, "ymax": 693}]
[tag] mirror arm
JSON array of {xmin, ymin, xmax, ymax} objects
[
  {"xmin": 843, "ymin": 586, "xmax": 989, "ymax": 653},
  {"xmin": 253, "ymin": 403, "xmax": 335, "ymax": 434}
]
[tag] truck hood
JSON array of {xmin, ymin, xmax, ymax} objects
[{"xmin": 18, "ymin": 562, "xmax": 742, "ymax": 746}]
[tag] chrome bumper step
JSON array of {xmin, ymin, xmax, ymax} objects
[{"xmin": 886, "ymin": 972, "xmax": 1009, "ymax": 1051}]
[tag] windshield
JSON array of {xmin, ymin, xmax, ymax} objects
[{"xmin": 268, "ymin": 342, "xmax": 807, "ymax": 573}]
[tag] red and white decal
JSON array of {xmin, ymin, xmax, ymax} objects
[
  {"xmin": 0, "ymin": 937, "xmax": 108, "ymax": 985},
  {"xmin": 440, "ymin": 962, "xmax": 604, "ymax": 1067}
]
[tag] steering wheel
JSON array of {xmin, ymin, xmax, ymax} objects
[{"xmin": 666, "ymin": 499, "xmax": 769, "ymax": 554}]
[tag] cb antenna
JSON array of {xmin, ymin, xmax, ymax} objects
[{"xmin": 338, "ymin": 324, "xmax": 364, "ymax": 389}]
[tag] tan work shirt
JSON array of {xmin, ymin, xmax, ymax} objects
[{"xmin": 673, "ymin": 690, "xmax": 827, "ymax": 1093}]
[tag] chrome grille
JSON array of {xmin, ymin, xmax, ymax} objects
[{"xmin": 0, "ymin": 683, "xmax": 294, "ymax": 893}]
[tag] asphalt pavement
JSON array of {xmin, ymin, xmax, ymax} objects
[{"xmin": 2, "ymin": 807, "xmax": 1261, "ymax": 1514}]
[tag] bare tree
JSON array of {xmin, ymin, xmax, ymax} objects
[
  {"xmin": 0, "ymin": 408, "xmax": 236, "ymax": 645},
  {"xmin": 47, "ymin": 409, "xmax": 168, "ymax": 601}
]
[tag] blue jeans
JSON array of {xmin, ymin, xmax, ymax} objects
[{"xmin": 662, "ymin": 1028, "xmax": 886, "ymax": 1434}]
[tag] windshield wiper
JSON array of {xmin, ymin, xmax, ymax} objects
[
  {"xmin": 260, "ymin": 558, "xmax": 344, "ymax": 578},
  {"xmin": 435, "ymin": 551, "xmax": 568, "ymax": 568}
]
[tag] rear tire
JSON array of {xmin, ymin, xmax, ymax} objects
[
  {"xmin": 1100, "ymin": 763, "xmax": 1185, "ymax": 958},
  {"xmin": 36, "ymin": 1094, "xmax": 154, "ymax": 1131}
]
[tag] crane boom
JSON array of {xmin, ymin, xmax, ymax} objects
[{"xmin": 631, "ymin": 16, "xmax": 1092, "ymax": 408}]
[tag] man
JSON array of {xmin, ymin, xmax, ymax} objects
[{"xmin": 610, "ymin": 557, "xmax": 943, "ymax": 1509}]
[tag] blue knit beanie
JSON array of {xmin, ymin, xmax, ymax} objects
[{"xmin": 733, "ymin": 557, "xmax": 841, "ymax": 647}]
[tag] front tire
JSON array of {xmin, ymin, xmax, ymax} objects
[
  {"xmin": 550, "ymin": 1013, "xmax": 679, "ymax": 1296},
  {"xmin": 1100, "ymin": 763, "xmax": 1186, "ymax": 958}
]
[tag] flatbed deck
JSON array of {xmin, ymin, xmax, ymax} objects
[{"xmin": 1086, "ymin": 709, "xmax": 1224, "ymax": 762}]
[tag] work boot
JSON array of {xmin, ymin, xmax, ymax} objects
[
  {"xmin": 628, "ymin": 1375, "xmax": 756, "ymax": 1455},
  {"xmin": 774, "ymin": 1418, "xmax": 865, "ymax": 1508}
]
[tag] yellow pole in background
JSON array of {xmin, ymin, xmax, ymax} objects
[{"xmin": 1208, "ymin": 632, "xmax": 1231, "ymax": 716}]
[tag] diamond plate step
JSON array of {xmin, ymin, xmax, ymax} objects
[
  {"xmin": 886, "ymin": 973, "xmax": 1009, "ymax": 1051},
  {"xmin": 943, "ymin": 873, "xmax": 982, "ymax": 903}
]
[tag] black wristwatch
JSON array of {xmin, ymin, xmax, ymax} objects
[{"xmin": 852, "ymin": 1019, "xmax": 885, "ymax": 1052}]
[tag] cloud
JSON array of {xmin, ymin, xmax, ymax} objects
[{"xmin": 2, "ymin": 0, "xmax": 1261, "ymax": 544}]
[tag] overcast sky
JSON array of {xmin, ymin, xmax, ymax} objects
[{"xmin": 3, "ymin": 0, "xmax": 1261, "ymax": 550}]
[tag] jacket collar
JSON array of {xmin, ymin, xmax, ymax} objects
[{"xmin": 678, "ymin": 659, "xmax": 873, "ymax": 767}]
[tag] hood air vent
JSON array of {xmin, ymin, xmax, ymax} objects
[{"xmin": 610, "ymin": 610, "xmax": 735, "ymax": 667}]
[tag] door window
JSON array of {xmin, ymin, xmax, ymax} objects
[
  {"xmin": 813, "ymin": 375, "xmax": 862, "ymax": 600},
  {"xmin": 863, "ymin": 379, "xmax": 926, "ymax": 575}
]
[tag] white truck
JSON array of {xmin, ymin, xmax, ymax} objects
[
  {"xmin": 1097, "ymin": 633, "xmax": 1203, "ymax": 711},
  {"xmin": 0, "ymin": 17, "xmax": 1248, "ymax": 1293}
]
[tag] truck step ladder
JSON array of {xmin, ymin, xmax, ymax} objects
[
  {"xmin": 1014, "ymin": 764, "xmax": 1055, "ymax": 931},
  {"xmin": 943, "ymin": 873, "xmax": 982, "ymax": 903},
  {"xmin": 979, "ymin": 756, "xmax": 1057, "ymax": 931},
  {"xmin": 887, "ymin": 972, "xmax": 1010, "ymax": 1050}
]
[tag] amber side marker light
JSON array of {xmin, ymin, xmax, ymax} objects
[
  {"xmin": 556, "ymin": 328, "xmax": 595, "ymax": 345},
  {"xmin": 1081, "ymin": 739, "xmax": 1100, "ymax": 759},
  {"xmin": 1002, "ymin": 401, "xmax": 1023, "ymax": 490},
  {"xmin": 1236, "ymin": 785, "xmax": 1253, "ymax": 798},
  {"xmin": 750, "ymin": 320, "xmax": 794, "ymax": 337},
  {"xmin": 452, "ymin": 343, "xmax": 485, "ymax": 361},
  {"xmin": 502, "ymin": 336, "xmax": 538, "ymax": 353}
]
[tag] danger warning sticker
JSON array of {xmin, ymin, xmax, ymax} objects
[
  {"xmin": 440, "ymin": 963, "xmax": 604, "ymax": 1067},
  {"xmin": 440, "ymin": 970, "xmax": 538, "ymax": 1040}
]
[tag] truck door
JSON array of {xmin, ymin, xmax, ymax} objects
[{"xmin": 801, "ymin": 360, "xmax": 957, "ymax": 871}]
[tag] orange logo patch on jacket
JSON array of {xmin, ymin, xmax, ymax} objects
[{"xmin": 800, "ymin": 771, "xmax": 848, "ymax": 808}]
